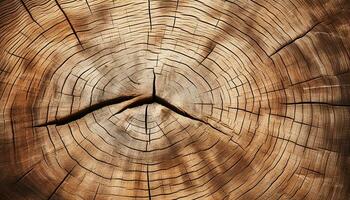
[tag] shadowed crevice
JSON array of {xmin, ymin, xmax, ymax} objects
[
  {"xmin": 152, "ymin": 70, "xmax": 156, "ymax": 99},
  {"xmin": 34, "ymin": 95, "xmax": 137, "ymax": 127},
  {"xmin": 35, "ymin": 73, "xmax": 233, "ymax": 137}
]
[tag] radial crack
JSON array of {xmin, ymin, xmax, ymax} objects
[
  {"xmin": 269, "ymin": 21, "xmax": 321, "ymax": 57},
  {"xmin": 111, "ymin": 96, "xmax": 153, "ymax": 116},
  {"xmin": 146, "ymin": 164, "xmax": 152, "ymax": 200},
  {"xmin": 36, "ymin": 72, "xmax": 232, "ymax": 136},
  {"xmin": 145, "ymin": 104, "xmax": 150, "ymax": 151},
  {"xmin": 145, "ymin": 104, "xmax": 152, "ymax": 199},
  {"xmin": 148, "ymin": 0, "xmax": 152, "ymax": 31},
  {"xmin": 93, "ymin": 184, "xmax": 100, "ymax": 200},
  {"xmin": 154, "ymin": 96, "xmax": 233, "ymax": 135},
  {"xmin": 282, "ymin": 101, "xmax": 350, "ymax": 107},
  {"xmin": 85, "ymin": 0, "xmax": 92, "ymax": 13},
  {"xmin": 47, "ymin": 167, "xmax": 73, "ymax": 200},
  {"xmin": 199, "ymin": 44, "xmax": 216, "ymax": 66},
  {"xmin": 15, "ymin": 164, "xmax": 37, "ymax": 183},
  {"xmin": 172, "ymin": 0, "xmax": 180, "ymax": 31},
  {"xmin": 34, "ymin": 95, "xmax": 137, "ymax": 127},
  {"xmin": 54, "ymin": 0, "xmax": 84, "ymax": 49},
  {"xmin": 152, "ymin": 70, "xmax": 156, "ymax": 98},
  {"xmin": 20, "ymin": 0, "xmax": 42, "ymax": 28}
]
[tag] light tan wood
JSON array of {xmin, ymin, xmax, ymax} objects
[{"xmin": 0, "ymin": 0, "xmax": 349, "ymax": 199}]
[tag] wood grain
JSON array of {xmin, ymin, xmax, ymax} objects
[{"xmin": 0, "ymin": 0, "xmax": 349, "ymax": 199}]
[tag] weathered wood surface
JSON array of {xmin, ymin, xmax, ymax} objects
[{"xmin": 0, "ymin": 0, "xmax": 349, "ymax": 199}]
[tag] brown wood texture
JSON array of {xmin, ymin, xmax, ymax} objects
[{"xmin": 0, "ymin": 0, "xmax": 349, "ymax": 199}]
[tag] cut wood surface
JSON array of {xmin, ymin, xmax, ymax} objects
[{"xmin": 0, "ymin": 0, "xmax": 349, "ymax": 199}]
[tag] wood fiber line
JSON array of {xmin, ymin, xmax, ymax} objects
[{"xmin": 0, "ymin": 0, "xmax": 349, "ymax": 199}]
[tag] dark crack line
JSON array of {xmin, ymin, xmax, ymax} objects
[
  {"xmin": 85, "ymin": 0, "xmax": 92, "ymax": 14},
  {"xmin": 172, "ymin": 0, "xmax": 180, "ymax": 31},
  {"xmin": 34, "ymin": 95, "xmax": 137, "ymax": 127},
  {"xmin": 143, "ymin": 76, "xmax": 152, "ymax": 200},
  {"xmin": 38, "ymin": 93, "xmax": 233, "ymax": 136},
  {"xmin": 54, "ymin": 0, "xmax": 84, "ymax": 49},
  {"xmin": 146, "ymin": 164, "xmax": 152, "ymax": 200},
  {"xmin": 47, "ymin": 167, "xmax": 74, "ymax": 200},
  {"xmin": 145, "ymin": 104, "xmax": 150, "ymax": 151},
  {"xmin": 20, "ymin": 0, "xmax": 42, "ymax": 28},
  {"xmin": 148, "ymin": 0, "xmax": 152, "ymax": 31},
  {"xmin": 301, "ymin": 167, "xmax": 324, "ymax": 176},
  {"xmin": 271, "ymin": 135, "xmax": 316, "ymax": 151},
  {"xmin": 110, "ymin": 94, "xmax": 233, "ymax": 135},
  {"xmin": 155, "ymin": 55, "xmax": 159, "ymax": 69},
  {"xmin": 93, "ymin": 184, "xmax": 100, "ymax": 200},
  {"xmin": 198, "ymin": 44, "xmax": 216, "ymax": 66},
  {"xmin": 147, "ymin": 31, "xmax": 150, "ymax": 49},
  {"xmin": 15, "ymin": 168, "xmax": 34, "ymax": 183},
  {"xmin": 6, "ymin": 50, "xmax": 29, "ymax": 60},
  {"xmin": 36, "ymin": 71, "xmax": 233, "ymax": 136},
  {"xmin": 111, "ymin": 96, "xmax": 153, "ymax": 117},
  {"xmin": 36, "ymin": 93, "xmax": 233, "ymax": 136},
  {"xmin": 152, "ymin": 70, "xmax": 156, "ymax": 98},
  {"xmin": 281, "ymin": 101, "xmax": 350, "ymax": 107},
  {"xmin": 112, "ymin": 71, "xmax": 156, "ymax": 117},
  {"xmin": 154, "ymin": 96, "xmax": 232, "ymax": 136},
  {"xmin": 15, "ymin": 161, "xmax": 41, "ymax": 183},
  {"xmin": 269, "ymin": 21, "xmax": 321, "ymax": 57}
]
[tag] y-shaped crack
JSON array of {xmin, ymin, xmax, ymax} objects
[{"xmin": 35, "ymin": 71, "xmax": 233, "ymax": 137}]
